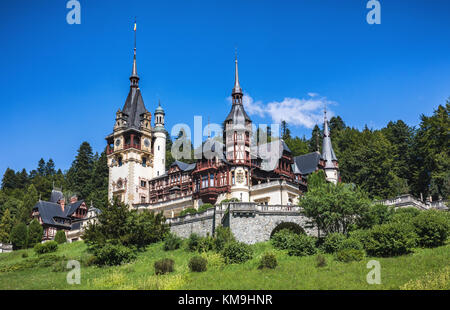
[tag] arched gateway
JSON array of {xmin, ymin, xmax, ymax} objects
[{"xmin": 167, "ymin": 203, "xmax": 317, "ymax": 244}]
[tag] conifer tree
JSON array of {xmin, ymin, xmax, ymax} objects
[
  {"xmin": 0, "ymin": 209, "xmax": 13, "ymax": 243},
  {"xmin": 27, "ymin": 219, "xmax": 43, "ymax": 247}
]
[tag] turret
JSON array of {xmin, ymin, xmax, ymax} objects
[
  {"xmin": 321, "ymin": 109, "xmax": 339, "ymax": 184},
  {"xmin": 153, "ymin": 101, "xmax": 166, "ymax": 178}
]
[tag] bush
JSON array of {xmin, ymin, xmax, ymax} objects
[
  {"xmin": 365, "ymin": 222, "xmax": 417, "ymax": 257},
  {"xmin": 187, "ymin": 233, "xmax": 201, "ymax": 252},
  {"xmin": 270, "ymin": 222, "xmax": 305, "ymax": 238},
  {"xmin": 338, "ymin": 237, "xmax": 363, "ymax": 251},
  {"xmin": 180, "ymin": 208, "xmax": 197, "ymax": 216},
  {"xmin": 286, "ymin": 234, "xmax": 317, "ymax": 257},
  {"xmin": 389, "ymin": 207, "xmax": 421, "ymax": 225},
  {"xmin": 335, "ymin": 249, "xmax": 365, "ymax": 262},
  {"xmin": 413, "ymin": 210, "xmax": 449, "ymax": 248},
  {"xmin": 214, "ymin": 226, "xmax": 235, "ymax": 251},
  {"xmin": 93, "ymin": 243, "xmax": 136, "ymax": 266},
  {"xmin": 271, "ymin": 229, "xmax": 298, "ymax": 250},
  {"xmin": 315, "ymin": 254, "xmax": 327, "ymax": 267},
  {"xmin": 154, "ymin": 258, "xmax": 175, "ymax": 275},
  {"xmin": 34, "ymin": 241, "xmax": 58, "ymax": 255},
  {"xmin": 198, "ymin": 203, "xmax": 214, "ymax": 213},
  {"xmin": 22, "ymin": 252, "xmax": 28, "ymax": 258},
  {"xmin": 349, "ymin": 229, "xmax": 371, "ymax": 249},
  {"xmin": 258, "ymin": 252, "xmax": 277, "ymax": 269},
  {"xmin": 322, "ymin": 233, "xmax": 346, "ymax": 253},
  {"xmin": 222, "ymin": 242, "xmax": 253, "ymax": 264},
  {"xmin": 188, "ymin": 256, "xmax": 207, "ymax": 272},
  {"xmin": 54, "ymin": 230, "xmax": 67, "ymax": 244},
  {"xmin": 163, "ymin": 233, "xmax": 182, "ymax": 251},
  {"xmin": 197, "ymin": 235, "xmax": 215, "ymax": 253}
]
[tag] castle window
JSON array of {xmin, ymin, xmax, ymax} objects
[
  {"xmin": 118, "ymin": 157, "xmax": 123, "ymax": 167},
  {"xmin": 232, "ymin": 172, "xmax": 235, "ymax": 185},
  {"xmin": 210, "ymin": 173, "xmax": 214, "ymax": 187},
  {"xmin": 142, "ymin": 157, "xmax": 147, "ymax": 167},
  {"xmin": 202, "ymin": 175, "xmax": 208, "ymax": 188},
  {"xmin": 141, "ymin": 196, "xmax": 146, "ymax": 203},
  {"xmin": 141, "ymin": 180, "xmax": 147, "ymax": 188}
]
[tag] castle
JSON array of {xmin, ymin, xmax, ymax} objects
[{"xmin": 105, "ymin": 43, "xmax": 340, "ymax": 219}]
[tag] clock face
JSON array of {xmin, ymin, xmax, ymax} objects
[
  {"xmin": 144, "ymin": 138, "xmax": 150, "ymax": 147},
  {"xmin": 115, "ymin": 139, "xmax": 121, "ymax": 146}
]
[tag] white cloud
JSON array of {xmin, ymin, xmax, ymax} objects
[{"xmin": 240, "ymin": 93, "xmax": 335, "ymax": 129}]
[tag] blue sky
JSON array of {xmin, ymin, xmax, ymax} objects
[{"xmin": 0, "ymin": 0, "xmax": 449, "ymax": 175}]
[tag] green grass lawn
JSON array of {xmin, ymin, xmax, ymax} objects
[{"xmin": 0, "ymin": 241, "xmax": 449, "ymax": 290}]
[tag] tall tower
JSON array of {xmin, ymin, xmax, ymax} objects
[
  {"xmin": 153, "ymin": 102, "xmax": 166, "ymax": 178},
  {"xmin": 223, "ymin": 55, "xmax": 252, "ymax": 201},
  {"xmin": 105, "ymin": 26, "xmax": 154, "ymax": 206},
  {"xmin": 321, "ymin": 109, "xmax": 339, "ymax": 184}
]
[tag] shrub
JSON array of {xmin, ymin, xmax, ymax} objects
[
  {"xmin": 54, "ymin": 230, "xmax": 67, "ymax": 244},
  {"xmin": 389, "ymin": 207, "xmax": 421, "ymax": 225},
  {"xmin": 258, "ymin": 252, "xmax": 278, "ymax": 269},
  {"xmin": 188, "ymin": 256, "xmax": 207, "ymax": 272},
  {"xmin": 338, "ymin": 237, "xmax": 363, "ymax": 251},
  {"xmin": 187, "ymin": 233, "xmax": 201, "ymax": 252},
  {"xmin": 286, "ymin": 234, "xmax": 317, "ymax": 257},
  {"xmin": 413, "ymin": 210, "xmax": 449, "ymax": 248},
  {"xmin": 22, "ymin": 252, "xmax": 28, "ymax": 258},
  {"xmin": 349, "ymin": 229, "xmax": 371, "ymax": 249},
  {"xmin": 198, "ymin": 203, "xmax": 214, "ymax": 213},
  {"xmin": 365, "ymin": 222, "xmax": 417, "ymax": 257},
  {"xmin": 271, "ymin": 229, "xmax": 297, "ymax": 250},
  {"xmin": 322, "ymin": 233, "xmax": 346, "ymax": 253},
  {"xmin": 315, "ymin": 254, "xmax": 327, "ymax": 267},
  {"xmin": 93, "ymin": 243, "xmax": 136, "ymax": 266},
  {"xmin": 154, "ymin": 258, "xmax": 175, "ymax": 275},
  {"xmin": 34, "ymin": 241, "xmax": 58, "ymax": 255},
  {"xmin": 197, "ymin": 235, "xmax": 215, "ymax": 253},
  {"xmin": 214, "ymin": 226, "xmax": 235, "ymax": 251},
  {"xmin": 270, "ymin": 222, "xmax": 305, "ymax": 238},
  {"xmin": 335, "ymin": 249, "xmax": 365, "ymax": 262},
  {"xmin": 222, "ymin": 242, "xmax": 253, "ymax": 264},
  {"xmin": 163, "ymin": 233, "xmax": 182, "ymax": 251},
  {"xmin": 180, "ymin": 208, "xmax": 197, "ymax": 216}
]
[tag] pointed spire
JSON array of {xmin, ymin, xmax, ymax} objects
[
  {"xmin": 232, "ymin": 51, "xmax": 242, "ymax": 97},
  {"xmin": 321, "ymin": 108, "xmax": 337, "ymax": 168},
  {"xmin": 130, "ymin": 18, "xmax": 139, "ymax": 87}
]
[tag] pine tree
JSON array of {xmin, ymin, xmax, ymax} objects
[
  {"xmin": 45, "ymin": 159, "xmax": 56, "ymax": 176},
  {"xmin": 37, "ymin": 158, "xmax": 46, "ymax": 176},
  {"xmin": 88, "ymin": 150, "xmax": 109, "ymax": 210},
  {"xmin": 67, "ymin": 142, "xmax": 95, "ymax": 199},
  {"xmin": 308, "ymin": 125, "xmax": 322, "ymax": 152},
  {"xmin": 17, "ymin": 184, "xmax": 38, "ymax": 224},
  {"xmin": 0, "ymin": 209, "xmax": 14, "ymax": 243},
  {"xmin": 27, "ymin": 219, "xmax": 43, "ymax": 247},
  {"xmin": 1, "ymin": 168, "xmax": 18, "ymax": 190},
  {"xmin": 10, "ymin": 222, "xmax": 28, "ymax": 250}
]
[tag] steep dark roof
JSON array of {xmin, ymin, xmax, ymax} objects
[
  {"xmin": 225, "ymin": 103, "xmax": 251, "ymax": 123},
  {"xmin": 121, "ymin": 88, "xmax": 147, "ymax": 130},
  {"xmin": 50, "ymin": 190, "xmax": 64, "ymax": 203},
  {"xmin": 32, "ymin": 200, "xmax": 85, "ymax": 228},
  {"xmin": 171, "ymin": 160, "xmax": 196, "ymax": 172},
  {"xmin": 292, "ymin": 152, "xmax": 321, "ymax": 175}
]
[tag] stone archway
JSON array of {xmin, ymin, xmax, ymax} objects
[{"xmin": 270, "ymin": 221, "xmax": 306, "ymax": 238}]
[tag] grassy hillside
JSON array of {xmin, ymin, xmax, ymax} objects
[{"xmin": 0, "ymin": 241, "xmax": 449, "ymax": 290}]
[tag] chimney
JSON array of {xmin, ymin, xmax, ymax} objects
[
  {"xmin": 70, "ymin": 195, "xmax": 78, "ymax": 204},
  {"xmin": 60, "ymin": 198, "xmax": 66, "ymax": 212}
]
